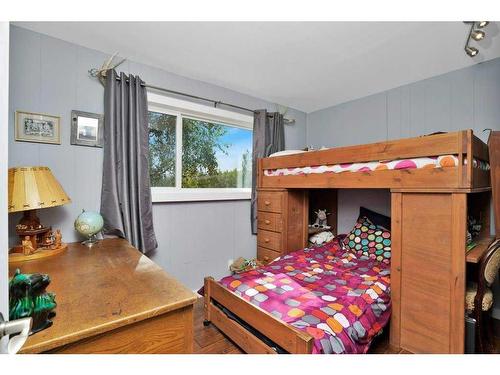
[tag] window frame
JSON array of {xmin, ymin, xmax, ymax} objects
[{"xmin": 147, "ymin": 92, "xmax": 254, "ymax": 203}]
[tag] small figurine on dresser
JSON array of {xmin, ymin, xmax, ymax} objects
[
  {"xmin": 43, "ymin": 230, "xmax": 54, "ymax": 247},
  {"xmin": 9, "ymin": 269, "xmax": 57, "ymax": 334},
  {"xmin": 54, "ymin": 229, "xmax": 62, "ymax": 248},
  {"xmin": 21, "ymin": 236, "xmax": 35, "ymax": 256}
]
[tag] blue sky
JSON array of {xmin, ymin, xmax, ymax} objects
[{"xmin": 215, "ymin": 126, "xmax": 252, "ymax": 171}]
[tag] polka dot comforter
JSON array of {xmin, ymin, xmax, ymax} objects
[
  {"xmin": 219, "ymin": 239, "xmax": 391, "ymax": 354},
  {"xmin": 264, "ymin": 154, "xmax": 490, "ymax": 177}
]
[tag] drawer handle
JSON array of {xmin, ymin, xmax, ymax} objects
[
  {"xmin": 264, "ymin": 256, "xmax": 270, "ymax": 261},
  {"xmin": 396, "ymin": 266, "xmax": 401, "ymax": 272},
  {"xmin": 264, "ymin": 200, "xmax": 271, "ymax": 206},
  {"xmin": 264, "ymin": 220, "xmax": 271, "ymax": 225},
  {"xmin": 264, "ymin": 238, "xmax": 270, "ymax": 243}
]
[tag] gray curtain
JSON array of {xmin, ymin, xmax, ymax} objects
[
  {"xmin": 251, "ymin": 110, "xmax": 285, "ymax": 234},
  {"xmin": 100, "ymin": 69, "xmax": 158, "ymax": 253}
]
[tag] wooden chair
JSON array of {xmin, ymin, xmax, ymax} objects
[{"xmin": 465, "ymin": 238, "xmax": 500, "ymax": 353}]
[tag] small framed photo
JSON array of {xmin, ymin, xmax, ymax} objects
[
  {"xmin": 15, "ymin": 111, "xmax": 61, "ymax": 145},
  {"xmin": 71, "ymin": 110, "xmax": 104, "ymax": 148}
]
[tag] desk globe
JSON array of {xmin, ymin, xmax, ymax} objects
[{"xmin": 74, "ymin": 210, "xmax": 104, "ymax": 247}]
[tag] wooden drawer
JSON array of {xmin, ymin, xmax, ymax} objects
[
  {"xmin": 257, "ymin": 192, "xmax": 283, "ymax": 213},
  {"xmin": 257, "ymin": 247, "xmax": 281, "ymax": 264},
  {"xmin": 257, "ymin": 229, "xmax": 282, "ymax": 252},
  {"xmin": 49, "ymin": 306, "xmax": 194, "ymax": 353},
  {"xmin": 257, "ymin": 211, "xmax": 283, "ymax": 232}
]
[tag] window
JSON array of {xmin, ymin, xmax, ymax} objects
[
  {"xmin": 149, "ymin": 112, "xmax": 176, "ymax": 187},
  {"xmin": 148, "ymin": 93, "xmax": 253, "ymax": 202}
]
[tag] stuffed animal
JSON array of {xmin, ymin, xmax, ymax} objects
[
  {"xmin": 313, "ymin": 209, "xmax": 331, "ymax": 228},
  {"xmin": 229, "ymin": 257, "xmax": 264, "ymax": 274},
  {"xmin": 309, "ymin": 231, "xmax": 335, "ymax": 246}
]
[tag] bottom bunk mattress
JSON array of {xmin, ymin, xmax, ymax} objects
[{"xmin": 219, "ymin": 239, "xmax": 391, "ymax": 354}]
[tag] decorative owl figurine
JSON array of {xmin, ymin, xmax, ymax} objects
[{"xmin": 9, "ymin": 269, "xmax": 57, "ymax": 334}]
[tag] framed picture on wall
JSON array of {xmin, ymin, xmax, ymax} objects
[
  {"xmin": 15, "ymin": 111, "xmax": 61, "ymax": 145},
  {"xmin": 70, "ymin": 110, "xmax": 104, "ymax": 148}
]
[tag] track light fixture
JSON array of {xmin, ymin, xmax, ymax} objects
[
  {"xmin": 463, "ymin": 21, "xmax": 490, "ymax": 57},
  {"xmin": 471, "ymin": 29, "xmax": 485, "ymax": 41},
  {"xmin": 465, "ymin": 46, "xmax": 479, "ymax": 57}
]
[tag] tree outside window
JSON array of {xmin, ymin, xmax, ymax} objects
[{"xmin": 148, "ymin": 111, "xmax": 252, "ymax": 189}]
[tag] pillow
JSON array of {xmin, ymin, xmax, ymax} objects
[
  {"xmin": 343, "ymin": 216, "xmax": 391, "ymax": 264},
  {"xmin": 269, "ymin": 150, "xmax": 306, "ymax": 157},
  {"xmin": 359, "ymin": 206, "xmax": 391, "ymax": 230}
]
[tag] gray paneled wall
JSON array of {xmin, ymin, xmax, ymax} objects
[
  {"xmin": 8, "ymin": 25, "xmax": 307, "ymax": 290},
  {"xmin": 307, "ymin": 57, "xmax": 500, "ymax": 233},
  {"xmin": 307, "ymin": 57, "xmax": 500, "ymax": 149},
  {"xmin": 306, "ymin": 57, "xmax": 500, "ymax": 318}
]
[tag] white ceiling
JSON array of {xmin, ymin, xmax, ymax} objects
[{"xmin": 14, "ymin": 22, "xmax": 500, "ymax": 113}]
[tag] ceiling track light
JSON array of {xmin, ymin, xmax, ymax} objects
[
  {"xmin": 465, "ymin": 46, "xmax": 479, "ymax": 57},
  {"xmin": 471, "ymin": 29, "xmax": 485, "ymax": 41},
  {"xmin": 463, "ymin": 21, "xmax": 490, "ymax": 58}
]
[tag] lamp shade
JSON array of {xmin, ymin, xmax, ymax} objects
[{"xmin": 8, "ymin": 166, "xmax": 71, "ymax": 213}]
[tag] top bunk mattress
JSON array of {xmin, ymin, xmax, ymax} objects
[
  {"xmin": 264, "ymin": 154, "xmax": 490, "ymax": 177},
  {"xmin": 219, "ymin": 239, "xmax": 391, "ymax": 354}
]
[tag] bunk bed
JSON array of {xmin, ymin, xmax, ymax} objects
[
  {"xmin": 259, "ymin": 130, "xmax": 490, "ymax": 190},
  {"xmin": 203, "ymin": 129, "xmax": 493, "ymax": 354}
]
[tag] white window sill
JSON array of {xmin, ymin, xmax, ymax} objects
[{"xmin": 151, "ymin": 188, "xmax": 251, "ymax": 203}]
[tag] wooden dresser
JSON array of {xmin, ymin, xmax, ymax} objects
[
  {"xmin": 9, "ymin": 238, "xmax": 197, "ymax": 354},
  {"xmin": 256, "ymin": 188, "xmax": 308, "ymax": 263}
]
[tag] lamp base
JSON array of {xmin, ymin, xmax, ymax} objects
[
  {"xmin": 15, "ymin": 209, "xmax": 52, "ymax": 251},
  {"xmin": 9, "ymin": 243, "xmax": 68, "ymax": 264},
  {"xmin": 11, "ymin": 209, "xmax": 66, "ymax": 263}
]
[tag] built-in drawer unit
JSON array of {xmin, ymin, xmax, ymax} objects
[
  {"xmin": 257, "ymin": 211, "xmax": 283, "ymax": 232},
  {"xmin": 256, "ymin": 188, "xmax": 307, "ymax": 263},
  {"xmin": 257, "ymin": 191, "xmax": 284, "ymax": 213},
  {"xmin": 257, "ymin": 229, "xmax": 282, "ymax": 252},
  {"xmin": 257, "ymin": 247, "xmax": 281, "ymax": 264}
]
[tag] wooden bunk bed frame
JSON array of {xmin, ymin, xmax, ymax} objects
[
  {"xmin": 258, "ymin": 130, "xmax": 490, "ymax": 191},
  {"xmin": 204, "ymin": 129, "xmax": 493, "ymax": 354}
]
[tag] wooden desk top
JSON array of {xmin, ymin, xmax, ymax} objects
[
  {"xmin": 9, "ymin": 238, "xmax": 197, "ymax": 353},
  {"xmin": 466, "ymin": 236, "xmax": 495, "ymax": 264}
]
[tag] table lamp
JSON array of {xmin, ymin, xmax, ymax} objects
[{"xmin": 8, "ymin": 166, "xmax": 71, "ymax": 263}]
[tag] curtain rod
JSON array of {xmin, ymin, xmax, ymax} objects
[
  {"xmin": 89, "ymin": 68, "xmax": 295, "ymax": 123},
  {"xmin": 145, "ymin": 83, "xmax": 255, "ymax": 114}
]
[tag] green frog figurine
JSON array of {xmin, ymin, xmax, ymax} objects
[{"xmin": 9, "ymin": 269, "xmax": 57, "ymax": 334}]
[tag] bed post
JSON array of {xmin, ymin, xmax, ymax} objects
[
  {"xmin": 462, "ymin": 129, "xmax": 473, "ymax": 188},
  {"xmin": 389, "ymin": 192, "xmax": 402, "ymax": 351},
  {"xmin": 257, "ymin": 158, "xmax": 263, "ymax": 188},
  {"xmin": 295, "ymin": 335, "xmax": 314, "ymax": 354},
  {"xmin": 203, "ymin": 276, "xmax": 214, "ymax": 326}
]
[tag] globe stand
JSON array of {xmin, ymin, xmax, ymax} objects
[
  {"xmin": 82, "ymin": 234, "xmax": 99, "ymax": 248},
  {"xmin": 75, "ymin": 210, "xmax": 104, "ymax": 248}
]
